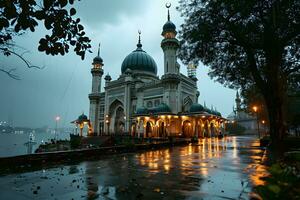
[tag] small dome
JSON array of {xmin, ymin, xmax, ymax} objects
[
  {"xmin": 163, "ymin": 21, "xmax": 176, "ymax": 33},
  {"xmin": 153, "ymin": 103, "xmax": 172, "ymax": 114},
  {"xmin": 189, "ymin": 103, "xmax": 205, "ymax": 113},
  {"xmin": 121, "ymin": 46, "xmax": 157, "ymax": 75},
  {"xmin": 104, "ymin": 74, "xmax": 111, "ymax": 81},
  {"xmin": 211, "ymin": 110, "xmax": 218, "ymax": 115},
  {"xmin": 77, "ymin": 113, "xmax": 88, "ymax": 122},
  {"xmin": 93, "ymin": 56, "xmax": 103, "ymax": 65},
  {"xmin": 204, "ymin": 107, "xmax": 212, "ymax": 114},
  {"xmin": 136, "ymin": 107, "xmax": 149, "ymax": 115}
]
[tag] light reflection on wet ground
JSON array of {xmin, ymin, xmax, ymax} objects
[{"xmin": 0, "ymin": 136, "xmax": 268, "ymax": 200}]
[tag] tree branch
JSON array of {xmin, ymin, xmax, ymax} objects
[
  {"xmin": 0, "ymin": 68, "xmax": 20, "ymax": 80},
  {"xmin": 0, "ymin": 48, "xmax": 45, "ymax": 69}
]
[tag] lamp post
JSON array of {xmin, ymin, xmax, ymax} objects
[
  {"xmin": 261, "ymin": 120, "xmax": 266, "ymax": 136},
  {"xmin": 55, "ymin": 116, "xmax": 60, "ymax": 141},
  {"xmin": 252, "ymin": 106, "xmax": 260, "ymax": 138}
]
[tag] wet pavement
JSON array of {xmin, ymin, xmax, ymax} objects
[{"xmin": 0, "ymin": 136, "xmax": 269, "ymax": 200}]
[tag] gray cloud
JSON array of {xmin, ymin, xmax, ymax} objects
[{"xmin": 0, "ymin": 0, "xmax": 236, "ymax": 128}]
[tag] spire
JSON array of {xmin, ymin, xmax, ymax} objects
[
  {"xmin": 137, "ymin": 30, "xmax": 142, "ymax": 48},
  {"xmin": 97, "ymin": 43, "xmax": 100, "ymax": 57},
  {"xmin": 166, "ymin": 3, "xmax": 171, "ymax": 21},
  {"xmin": 236, "ymin": 90, "xmax": 240, "ymax": 100}
]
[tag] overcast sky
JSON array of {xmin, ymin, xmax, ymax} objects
[{"xmin": 0, "ymin": 0, "xmax": 236, "ymax": 128}]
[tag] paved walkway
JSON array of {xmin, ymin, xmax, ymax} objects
[{"xmin": 0, "ymin": 136, "xmax": 268, "ymax": 200}]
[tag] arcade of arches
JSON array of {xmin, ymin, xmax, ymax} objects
[{"xmin": 132, "ymin": 114, "xmax": 227, "ymax": 138}]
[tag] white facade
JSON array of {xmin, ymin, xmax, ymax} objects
[{"xmin": 89, "ymin": 7, "xmax": 200, "ymax": 135}]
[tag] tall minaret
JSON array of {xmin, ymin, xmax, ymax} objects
[
  {"xmin": 161, "ymin": 3, "xmax": 180, "ymax": 113},
  {"xmin": 161, "ymin": 3, "xmax": 180, "ymax": 74},
  {"xmin": 89, "ymin": 44, "xmax": 104, "ymax": 136},
  {"xmin": 235, "ymin": 91, "xmax": 241, "ymax": 111},
  {"xmin": 235, "ymin": 90, "xmax": 241, "ymax": 119}
]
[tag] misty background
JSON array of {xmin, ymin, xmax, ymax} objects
[{"xmin": 0, "ymin": 0, "xmax": 236, "ymax": 129}]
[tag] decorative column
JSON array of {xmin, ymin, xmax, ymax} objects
[
  {"xmin": 89, "ymin": 44, "xmax": 104, "ymax": 136},
  {"xmin": 161, "ymin": 3, "xmax": 180, "ymax": 113}
]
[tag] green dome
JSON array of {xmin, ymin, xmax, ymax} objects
[
  {"xmin": 204, "ymin": 107, "xmax": 212, "ymax": 114},
  {"xmin": 121, "ymin": 43, "xmax": 157, "ymax": 75},
  {"xmin": 153, "ymin": 103, "xmax": 171, "ymax": 114},
  {"xmin": 136, "ymin": 107, "xmax": 149, "ymax": 115},
  {"xmin": 92, "ymin": 56, "xmax": 103, "ymax": 65},
  {"xmin": 189, "ymin": 103, "xmax": 205, "ymax": 113},
  {"xmin": 78, "ymin": 113, "xmax": 88, "ymax": 122},
  {"xmin": 163, "ymin": 21, "xmax": 176, "ymax": 33}
]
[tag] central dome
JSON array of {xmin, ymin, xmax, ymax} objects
[{"xmin": 121, "ymin": 41, "xmax": 157, "ymax": 75}]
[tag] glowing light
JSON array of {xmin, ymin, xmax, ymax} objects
[
  {"xmin": 252, "ymin": 106, "xmax": 258, "ymax": 112},
  {"xmin": 262, "ymin": 120, "xmax": 265, "ymax": 124},
  {"xmin": 55, "ymin": 116, "xmax": 60, "ymax": 121}
]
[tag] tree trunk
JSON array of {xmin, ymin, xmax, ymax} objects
[{"xmin": 262, "ymin": 71, "xmax": 287, "ymax": 158}]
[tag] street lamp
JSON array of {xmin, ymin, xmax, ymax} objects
[
  {"xmin": 55, "ymin": 116, "xmax": 60, "ymax": 141},
  {"xmin": 261, "ymin": 120, "xmax": 266, "ymax": 136},
  {"xmin": 252, "ymin": 106, "xmax": 260, "ymax": 138}
]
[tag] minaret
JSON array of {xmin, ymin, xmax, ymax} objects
[
  {"xmin": 88, "ymin": 44, "xmax": 104, "ymax": 135},
  {"xmin": 161, "ymin": 3, "xmax": 181, "ymax": 113},
  {"xmin": 161, "ymin": 3, "xmax": 180, "ymax": 74},
  {"xmin": 235, "ymin": 91, "xmax": 241, "ymax": 119},
  {"xmin": 235, "ymin": 91, "xmax": 241, "ymax": 111}
]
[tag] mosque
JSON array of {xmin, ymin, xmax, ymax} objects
[{"xmin": 84, "ymin": 4, "xmax": 227, "ymax": 138}]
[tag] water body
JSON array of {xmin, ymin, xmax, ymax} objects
[
  {"xmin": 0, "ymin": 136, "xmax": 268, "ymax": 199},
  {"xmin": 0, "ymin": 132, "xmax": 70, "ymax": 157}
]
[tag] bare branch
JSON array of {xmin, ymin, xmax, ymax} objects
[
  {"xmin": 0, "ymin": 48, "xmax": 45, "ymax": 70},
  {"xmin": 0, "ymin": 68, "xmax": 20, "ymax": 80}
]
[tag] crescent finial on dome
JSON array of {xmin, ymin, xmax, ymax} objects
[{"xmin": 166, "ymin": 3, "xmax": 171, "ymax": 21}]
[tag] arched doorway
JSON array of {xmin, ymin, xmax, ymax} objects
[
  {"xmin": 210, "ymin": 123, "xmax": 215, "ymax": 137},
  {"xmin": 145, "ymin": 121, "xmax": 153, "ymax": 137},
  {"xmin": 114, "ymin": 106, "xmax": 125, "ymax": 134},
  {"xmin": 182, "ymin": 120, "xmax": 192, "ymax": 137},
  {"xmin": 203, "ymin": 121, "xmax": 210, "ymax": 137},
  {"xmin": 197, "ymin": 120, "xmax": 203, "ymax": 138},
  {"xmin": 108, "ymin": 99, "xmax": 125, "ymax": 134},
  {"xmin": 131, "ymin": 123, "xmax": 136, "ymax": 137},
  {"xmin": 159, "ymin": 122, "xmax": 166, "ymax": 137}
]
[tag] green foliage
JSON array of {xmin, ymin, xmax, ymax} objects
[
  {"xmin": 255, "ymin": 162, "xmax": 300, "ymax": 200},
  {"xmin": 0, "ymin": 0, "xmax": 91, "ymax": 59},
  {"xmin": 178, "ymin": 0, "xmax": 300, "ymax": 142},
  {"xmin": 225, "ymin": 123, "xmax": 246, "ymax": 135},
  {"xmin": 178, "ymin": 0, "xmax": 299, "ymax": 89}
]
